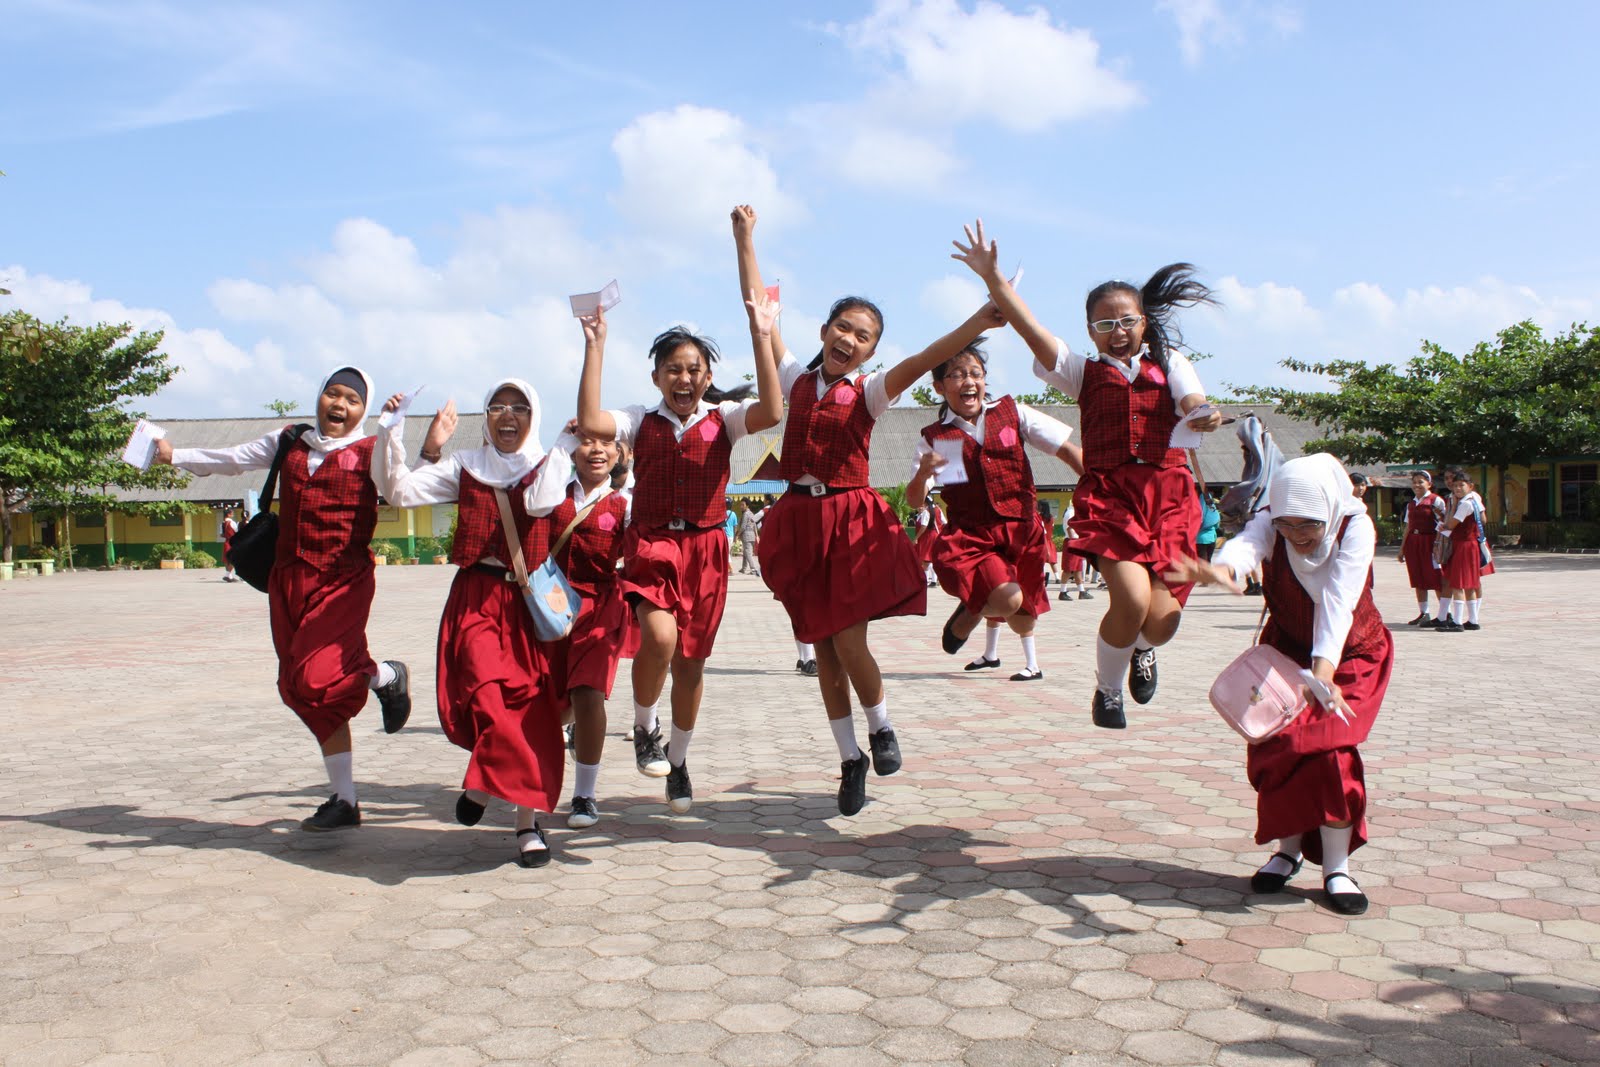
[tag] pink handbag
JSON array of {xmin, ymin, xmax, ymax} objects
[{"xmin": 1209, "ymin": 642, "xmax": 1308, "ymax": 743}]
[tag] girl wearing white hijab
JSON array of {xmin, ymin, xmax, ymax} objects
[
  {"xmin": 157, "ymin": 366, "xmax": 412, "ymax": 833},
  {"xmin": 375, "ymin": 378, "xmax": 569, "ymax": 867},
  {"xmin": 1166, "ymin": 453, "xmax": 1393, "ymax": 915}
]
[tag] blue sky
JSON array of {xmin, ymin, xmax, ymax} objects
[{"xmin": 4, "ymin": 0, "xmax": 1596, "ymax": 422}]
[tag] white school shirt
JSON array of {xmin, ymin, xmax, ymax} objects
[
  {"xmin": 606, "ymin": 398, "xmax": 759, "ymax": 449},
  {"xmin": 1032, "ymin": 339, "xmax": 1204, "ymax": 417},
  {"xmin": 371, "ymin": 423, "xmax": 566, "ymax": 516},
  {"xmin": 1452, "ymin": 497, "xmax": 1479, "ymax": 523},
  {"xmin": 171, "ymin": 430, "xmax": 367, "ymax": 478},
  {"xmin": 908, "ymin": 398, "xmax": 1073, "ymax": 485},
  {"xmin": 1214, "ymin": 508, "xmax": 1377, "ymax": 664},
  {"xmin": 778, "ymin": 350, "xmax": 894, "ymax": 486}
]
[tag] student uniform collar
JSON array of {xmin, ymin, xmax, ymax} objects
[
  {"xmin": 567, "ymin": 475, "xmax": 613, "ymax": 508},
  {"xmin": 940, "ymin": 397, "xmax": 1001, "ymax": 435},
  {"xmin": 651, "ymin": 399, "xmax": 717, "ymax": 430}
]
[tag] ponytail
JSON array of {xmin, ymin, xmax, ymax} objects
[{"xmin": 1086, "ymin": 263, "xmax": 1218, "ymax": 374}]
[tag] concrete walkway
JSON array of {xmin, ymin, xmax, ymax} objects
[{"xmin": 2, "ymin": 554, "xmax": 1598, "ymax": 1066}]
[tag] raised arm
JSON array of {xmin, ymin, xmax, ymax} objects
[
  {"xmin": 883, "ymin": 301, "xmax": 1004, "ymax": 402},
  {"xmin": 575, "ymin": 308, "xmax": 617, "ymax": 439},
  {"xmin": 371, "ymin": 395, "xmax": 463, "ymax": 507},
  {"xmin": 743, "ymin": 288, "xmax": 785, "ymax": 434},
  {"xmin": 950, "ymin": 219, "xmax": 1059, "ymax": 370},
  {"xmin": 732, "ymin": 205, "xmax": 783, "ymax": 361},
  {"xmin": 906, "ymin": 449, "xmax": 945, "ymax": 511}
]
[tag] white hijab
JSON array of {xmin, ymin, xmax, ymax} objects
[
  {"xmin": 1267, "ymin": 453, "xmax": 1367, "ymax": 583},
  {"xmin": 456, "ymin": 378, "xmax": 545, "ymax": 489},
  {"xmin": 304, "ymin": 366, "xmax": 376, "ymax": 453}
]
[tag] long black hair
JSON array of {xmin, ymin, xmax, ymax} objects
[
  {"xmin": 1085, "ymin": 263, "xmax": 1218, "ymax": 374},
  {"xmin": 806, "ymin": 296, "xmax": 885, "ymax": 372},
  {"xmin": 649, "ymin": 326, "xmax": 754, "ymax": 403},
  {"xmin": 931, "ymin": 338, "xmax": 988, "ymax": 421}
]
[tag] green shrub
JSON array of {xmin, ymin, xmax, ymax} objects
[
  {"xmin": 1551, "ymin": 522, "xmax": 1600, "ymax": 549},
  {"xmin": 416, "ymin": 536, "xmax": 448, "ymax": 560},
  {"xmin": 182, "ymin": 548, "xmax": 217, "ymax": 569},
  {"xmin": 149, "ymin": 542, "xmax": 186, "ymax": 561},
  {"xmin": 371, "ymin": 540, "xmax": 404, "ymax": 563}
]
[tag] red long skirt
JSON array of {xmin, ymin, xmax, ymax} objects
[
  {"xmin": 544, "ymin": 580, "xmax": 628, "ymax": 699},
  {"xmin": 436, "ymin": 569, "xmax": 564, "ymax": 811},
  {"xmin": 758, "ymin": 488, "xmax": 927, "ymax": 643},
  {"xmin": 620, "ymin": 525, "xmax": 729, "ymax": 661},
  {"xmin": 1245, "ymin": 627, "xmax": 1393, "ymax": 863},
  {"xmin": 268, "ymin": 559, "xmax": 377, "ymax": 743},
  {"xmin": 1068, "ymin": 463, "xmax": 1200, "ymax": 605},
  {"xmin": 1403, "ymin": 536, "xmax": 1441, "ymax": 591},
  {"xmin": 1442, "ymin": 539, "xmax": 1483, "ymax": 591},
  {"xmin": 932, "ymin": 519, "xmax": 1052, "ymax": 620}
]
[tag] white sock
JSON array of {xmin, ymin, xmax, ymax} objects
[
  {"xmin": 829, "ymin": 716, "xmax": 862, "ymax": 761},
  {"xmin": 1133, "ymin": 635, "xmax": 1154, "ymax": 652},
  {"xmin": 1416, "ymin": 597, "xmax": 1429, "ymax": 615},
  {"xmin": 1260, "ymin": 833, "xmax": 1303, "ymax": 875},
  {"xmin": 1095, "ymin": 636, "xmax": 1133, "ymax": 696},
  {"xmin": 633, "ymin": 700, "xmax": 658, "ymax": 734},
  {"xmin": 323, "ymin": 752, "xmax": 355, "ymax": 804},
  {"xmin": 795, "ymin": 641, "xmax": 814, "ymax": 661},
  {"xmin": 1021, "ymin": 636, "xmax": 1039, "ymax": 672},
  {"xmin": 1467, "ymin": 600, "xmax": 1480, "ymax": 624},
  {"xmin": 369, "ymin": 660, "xmax": 396, "ymax": 690},
  {"xmin": 1450, "ymin": 599, "xmax": 1466, "ymax": 624},
  {"xmin": 667, "ymin": 726, "xmax": 693, "ymax": 766},
  {"xmin": 863, "ymin": 700, "xmax": 891, "ymax": 734},
  {"xmin": 1320, "ymin": 824, "xmax": 1353, "ymax": 883},
  {"xmin": 1435, "ymin": 600, "xmax": 1451, "ymax": 621},
  {"xmin": 515, "ymin": 806, "xmax": 546, "ymax": 850},
  {"xmin": 983, "ymin": 623, "xmax": 1002, "ymax": 660},
  {"xmin": 574, "ymin": 761, "xmax": 599, "ymax": 800}
]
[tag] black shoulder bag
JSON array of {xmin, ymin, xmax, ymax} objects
[{"xmin": 230, "ymin": 424, "xmax": 313, "ymax": 592}]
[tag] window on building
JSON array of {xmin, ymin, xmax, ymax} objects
[
  {"xmin": 1526, "ymin": 478, "xmax": 1552, "ymax": 521},
  {"xmin": 1559, "ymin": 464, "xmax": 1598, "ymax": 520},
  {"xmin": 73, "ymin": 512, "xmax": 105, "ymax": 528},
  {"xmin": 149, "ymin": 512, "xmax": 185, "ymax": 528}
]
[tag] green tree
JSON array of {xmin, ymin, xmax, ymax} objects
[
  {"xmin": 0, "ymin": 312, "xmax": 187, "ymax": 563},
  {"xmin": 1229, "ymin": 321, "xmax": 1600, "ymax": 517},
  {"xmin": 264, "ymin": 398, "xmax": 297, "ymax": 417}
]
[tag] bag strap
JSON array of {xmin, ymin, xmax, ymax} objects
[
  {"xmin": 551, "ymin": 488, "xmax": 614, "ymax": 559},
  {"xmin": 492, "ymin": 487, "xmax": 532, "ymax": 589},
  {"xmin": 1188, "ymin": 448, "xmax": 1208, "ymax": 498},
  {"xmin": 259, "ymin": 424, "xmax": 314, "ymax": 510}
]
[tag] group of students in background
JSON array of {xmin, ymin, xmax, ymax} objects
[
  {"xmin": 153, "ymin": 207, "xmax": 1405, "ymax": 916},
  {"xmin": 1399, "ymin": 467, "xmax": 1493, "ymax": 633}
]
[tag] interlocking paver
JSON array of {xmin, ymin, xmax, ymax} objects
[{"xmin": 3, "ymin": 556, "xmax": 1599, "ymax": 1064}]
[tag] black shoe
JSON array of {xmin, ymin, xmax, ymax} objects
[
  {"xmin": 301, "ymin": 794, "xmax": 360, "ymax": 832},
  {"xmin": 633, "ymin": 724, "xmax": 670, "ymax": 778},
  {"xmin": 1323, "ymin": 872, "xmax": 1368, "ymax": 915},
  {"xmin": 1010, "ymin": 667, "xmax": 1044, "ymax": 682},
  {"xmin": 375, "ymin": 661, "xmax": 411, "ymax": 734},
  {"xmin": 795, "ymin": 658, "xmax": 806, "ymax": 673},
  {"xmin": 1129, "ymin": 648, "xmax": 1158, "ymax": 705},
  {"xmin": 868, "ymin": 728, "xmax": 901, "ymax": 776},
  {"xmin": 455, "ymin": 792, "xmax": 486, "ymax": 826},
  {"xmin": 1244, "ymin": 581, "xmax": 1263, "ymax": 597},
  {"xmin": 1436, "ymin": 619, "xmax": 1463, "ymax": 633},
  {"xmin": 1250, "ymin": 851, "xmax": 1304, "ymax": 894},
  {"xmin": 567, "ymin": 795, "xmax": 598, "ymax": 829},
  {"xmin": 1418, "ymin": 617, "xmax": 1441, "ymax": 629},
  {"xmin": 801, "ymin": 660, "xmax": 818, "ymax": 677},
  {"xmin": 1092, "ymin": 690, "xmax": 1126, "ymax": 730},
  {"xmin": 515, "ymin": 825, "xmax": 552, "ymax": 868},
  {"xmin": 837, "ymin": 752, "xmax": 869, "ymax": 816},
  {"xmin": 1406, "ymin": 613, "xmax": 1430, "ymax": 626},
  {"xmin": 1058, "ymin": 589, "xmax": 1073, "ymax": 601},
  {"xmin": 564, "ymin": 723, "xmax": 576, "ymax": 753},
  {"xmin": 942, "ymin": 607, "xmax": 972, "ymax": 655},
  {"xmin": 666, "ymin": 761, "xmax": 693, "ymax": 814},
  {"xmin": 1463, "ymin": 622, "xmax": 1481, "ymax": 631},
  {"xmin": 963, "ymin": 656, "xmax": 1001, "ymax": 672},
  {"xmin": 1077, "ymin": 590, "xmax": 1094, "ymax": 600}
]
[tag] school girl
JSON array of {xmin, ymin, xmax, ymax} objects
[
  {"xmin": 1435, "ymin": 471, "xmax": 1486, "ymax": 633},
  {"xmin": 914, "ymin": 498, "xmax": 946, "ymax": 587},
  {"xmin": 1057, "ymin": 506, "xmax": 1092, "ymax": 602},
  {"xmin": 952, "ymin": 220, "xmax": 1224, "ymax": 728},
  {"xmin": 221, "ymin": 509, "xmax": 241, "ymax": 582},
  {"xmin": 1038, "ymin": 501, "xmax": 1063, "ymax": 587},
  {"xmin": 1168, "ymin": 454, "xmax": 1390, "ymax": 914},
  {"xmin": 906, "ymin": 341, "xmax": 1083, "ymax": 684},
  {"xmin": 372, "ymin": 379, "xmax": 567, "ymax": 866},
  {"xmin": 1400, "ymin": 471, "xmax": 1446, "ymax": 624},
  {"xmin": 733, "ymin": 204, "xmax": 1000, "ymax": 816},
  {"xmin": 574, "ymin": 287, "xmax": 784, "ymax": 814},
  {"xmin": 155, "ymin": 367, "xmax": 411, "ymax": 831}
]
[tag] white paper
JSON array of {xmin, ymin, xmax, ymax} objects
[
  {"xmin": 569, "ymin": 279, "xmax": 622, "ymax": 317},
  {"xmin": 1301, "ymin": 671, "xmax": 1350, "ymax": 724},
  {"xmin": 1168, "ymin": 403, "xmax": 1217, "ymax": 449},
  {"xmin": 931, "ymin": 438, "xmax": 969, "ymax": 485},
  {"xmin": 122, "ymin": 419, "xmax": 166, "ymax": 470},
  {"xmin": 378, "ymin": 384, "xmax": 425, "ymax": 430},
  {"xmin": 1009, "ymin": 265, "xmax": 1023, "ymax": 290}
]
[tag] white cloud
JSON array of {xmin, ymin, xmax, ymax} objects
[
  {"xmin": 833, "ymin": 126, "xmax": 960, "ymax": 193},
  {"xmin": 1156, "ymin": 0, "xmax": 1303, "ymax": 67}
]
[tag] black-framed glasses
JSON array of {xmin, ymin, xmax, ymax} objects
[
  {"xmin": 1271, "ymin": 518, "xmax": 1326, "ymax": 535},
  {"xmin": 486, "ymin": 403, "xmax": 532, "ymax": 416},
  {"xmin": 1089, "ymin": 314, "xmax": 1143, "ymax": 335}
]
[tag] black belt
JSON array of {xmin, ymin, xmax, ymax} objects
[
  {"xmin": 471, "ymin": 562, "xmax": 517, "ymax": 582},
  {"xmin": 785, "ymin": 483, "xmax": 860, "ymax": 498}
]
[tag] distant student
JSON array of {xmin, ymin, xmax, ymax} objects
[
  {"xmin": 736, "ymin": 500, "xmax": 762, "ymax": 575},
  {"xmin": 1436, "ymin": 471, "xmax": 1486, "ymax": 632},
  {"xmin": 156, "ymin": 368, "xmax": 410, "ymax": 831},
  {"xmin": 1059, "ymin": 505, "xmax": 1091, "ymax": 602},
  {"xmin": 220, "ymin": 509, "xmax": 241, "ymax": 582},
  {"xmin": 1038, "ymin": 501, "xmax": 1062, "ymax": 587},
  {"xmin": 913, "ymin": 498, "xmax": 946, "ymax": 587},
  {"xmin": 1400, "ymin": 471, "xmax": 1446, "ymax": 624},
  {"xmin": 1196, "ymin": 487, "xmax": 1221, "ymax": 562}
]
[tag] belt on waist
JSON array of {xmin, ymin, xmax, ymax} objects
[
  {"xmin": 470, "ymin": 562, "xmax": 518, "ymax": 582},
  {"xmin": 653, "ymin": 518, "xmax": 716, "ymax": 532},
  {"xmin": 785, "ymin": 483, "xmax": 861, "ymax": 498}
]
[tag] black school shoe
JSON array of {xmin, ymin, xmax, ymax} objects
[
  {"xmin": 1323, "ymin": 872, "xmax": 1368, "ymax": 915},
  {"xmin": 633, "ymin": 725, "xmax": 670, "ymax": 778},
  {"xmin": 375, "ymin": 661, "xmax": 411, "ymax": 734},
  {"xmin": 1091, "ymin": 690, "xmax": 1127, "ymax": 730},
  {"xmin": 1077, "ymin": 590, "xmax": 1094, "ymax": 600},
  {"xmin": 1406, "ymin": 613, "xmax": 1430, "ymax": 626},
  {"xmin": 1129, "ymin": 648, "xmax": 1158, "ymax": 705},
  {"xmin": 1463, "ymin": 622, "xmax": 1481, "ymax": 631},
  {"xmin": 964, "ymin": 656, "xmax": 1001, "ymax": 672},
  {"xmin": 941, "ymin": 607, "xmax": 972, "ymax": 655},
  {"xmin": 1250, "ymin": 851, "xmax": 1304, "ymax": 894},
  {"xmin": 1058, "ymin": 589, "xmax": 1073, "ymax": 601},
  {"xmin": 455, "ymin": 792, "xmax": 486, "ymax": 826},
  {"xmin": 798, "ymin": 659, "xmax": 819, "ymax": 676},
  {"xmin": 567, "ymin": 796, "xmax": 598, "ymax": 829},
  {"xmin": 1435, "ymin": 619, "xmax": 1464, "ymax": 633},
  {"xmin": 1010, "ymin": 668, "xmax": 1044, "ymax": 682},
  {"xmin": 1418, "ymin": 617, "xmax": 1441, "ymax": 629},
  {"xmin": 515, "ymin": 825, "xmax": 552, "ymax": 869},
  {"xmin": 868, "ymin": 728, "xmax": 901, "ymax": 776},
  {"xmin": 838, "ymin": 752, "xmax": 869, "ymax": 816},
  {"xmin": 301, "ymin": 795, "xmax": 360, "ymax": 832}
]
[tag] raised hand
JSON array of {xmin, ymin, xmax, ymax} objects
[
  {"xmin": 153, "ymin": 438, "xmax": 174, "ymax": 466},
  {"xmin": 580, "ymin": 305, "xmax": 607, "ymax": 347},
  {"xmin": 950, "ymin": 218, "xmax": 1002, "ymax": 282},
  {"xmin": 731, "ymin": 204, "xmax": 757, "ymax": 240},
  {"xmin": 424, "ymin": 398, "xmax": 458, "ymax": 455},
  {"xmin": 973, "ymin": 298, "xmax": 1006, "ymax": 331},
  {"xmin": 381, "ymin": 392, "xmax": 406, "ymax": 415},
  {"xmin": 916, "ymin": 450, "xmax": 948, "ymax": 478},
  {"xmin": 744, "ymin": 287, "xmax": 782, "ymax": 336}
]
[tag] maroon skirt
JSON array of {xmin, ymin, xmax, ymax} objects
[
  {"xmin": 1442, "ymin": 537, "xmax": 1483, "ymax": 591},
  {"xmin": 1068, "ymin": 463, "xmax": 1200, "ymax": 604},
  {"xmin": 544, "ymin": 580, "xmax": 628, "ymax": 699},
  {"xmin": 1402, "ymin": 534, "xmax": 1441, "ymax": 591},
  {"xmin": 619, "ymin": 525, "xmax": 730, "ymax": 661},
  {"xmin": 268, "ymin": 559, "xmax": 377, "ymax": 743},
  {"xmin": 932, "ymin": 519, "xmax": 1051, "ymax": 620}
]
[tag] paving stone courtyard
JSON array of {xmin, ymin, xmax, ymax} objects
[{"xmin": 3, "ymin": 553, "xmax": 1599, "ymax": 1066}]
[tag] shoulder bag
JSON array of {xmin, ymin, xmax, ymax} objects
[
  {"xmin": 230, "ymin": 424, "xmax": 313, "ymax": 592},
  {"xmin": 494, "ymin": 487, "xmax": 610, "ymax": 642}
]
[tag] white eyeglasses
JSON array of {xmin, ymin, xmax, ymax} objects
[
  {"xmin": 1089, "ymin": 314, "xmax": 1144, "ymax": 335},
  {"xmin": 486, "ymin": 403, "xmax": 532, "ymax": 416}
]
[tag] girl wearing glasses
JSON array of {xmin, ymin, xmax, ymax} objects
[
  {"xmin": 952, "ymin": 221, "xmax": 1224, "ymax": 729},
  {"xmin": 906, "ymin": 341, "xmax": 1084, "ymax": 684},
  {"xmin": 373, "ymin": 379, "xmax": 571, "ymax": 867},
  {"xmin": 1165, "ymin": 453, "xmax": 1391, "ymax": 916}
]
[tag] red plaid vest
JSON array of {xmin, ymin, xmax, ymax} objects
[
  {"xmin": 919, "ymin": 397, "xmax": 1035, "ymax": 529},
  {"xmin": 778, "ymin": 371, "xmax": 875, "ymax": 487},
  {"xmin": 549, "ymin": 490, "xmax": 628, "ymax": 593},
  {"xmin": 276, "ymin": 437, "xmax": 378, "ymax": 571},
  {"xmin": 1405, "ymin": 493, "xmax": 1442, "ymax": 538},
  {"xmin": 450, "ymin": 467, "xmax": 548, "ymax": 568},
  {"xmin": 631, "ymin": 410, "xmax": 732, "ymax": 530},
  {"xmin": 1262, "ymin": 516, "xmax": 1386, "ymax": 665},
  {"xmin": 1080, "ymin": 357, "xmax": 1188, "ymax": 471}
]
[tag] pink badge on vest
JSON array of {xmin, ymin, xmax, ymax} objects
[
  {"xmin": 597, "ymin": 512, "xmax": 618, "ymax": 532},
  {"xmin": 337, "ymin": 448, "xmax": 359, "ymax": 470},
  {"xmin": 830, "ymin": 384, "xmax": 857, "ymax": 405},
  {"xmin": 998, "ymin": 426, "xmax": 1018, "ymax": 449},
  {"xmin": 698, "ymin": 419, "xmax": 720, "ymax": 443},
  {"xmin": 1143, "ymin": 363, "xmax": 1167, "ymax": 386}
]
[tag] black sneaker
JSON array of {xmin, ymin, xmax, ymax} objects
[
  {"xmin": 1419, "ymin": 617, "xmax": 1442, "ymax": 629},
  {"xmin": 1077, "ymin": 590, "xmax": 1094, "ymax": 600},
  {"xmin": 1129, "ymin": 648, "xmax": 1158, "ymax": 705},
  {"xmin": 1463, "ymin": 622, "xmax": 1481, "ymax": 631},
  {"xmin": 868, "ymin": 728, "xmax": 901, "ymax": 776},
  {"xmin": 1436, "ymin": 619, "xmax": 1464, "ymax": 633},
  {"xmin": 633, "ymin": 724, "xmax": 670, "ymax": 778},
  {"xmin": 1058, "ymin": 589, "xmax": 1073, "ymax": 601},
  {"xmin": 666, "ymin": 761, "xmax": 693, "ymax": 814},
  {"xmin": 963, "ymin": 656, "xmax": 1001, "ymax": 672},
  {"xmin": 567, "ymin": 795, "xmax": 599, "ymax": 829},
  {"xmin": 837, "ymin": 752, "xmax": 869, "ymax": 816},
  {"xmin": 801, "ymin": 660, "xmax": 819, "ymax": 677},
  {"xmin": 301, "ymin": 794, "xmax": 360, "ymax": 832},
  {"xmin": 375, "ymin": 661, "xmax": 411, "ymax": 734},
  {"xmin": 1092, "ymin": 690, "xmax": 1127, "ymax": 730}
]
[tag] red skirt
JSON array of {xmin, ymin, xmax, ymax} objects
[
  {"xmin": 620, "ymin": 525, "xmax": 730, "ymax": 661},
  {"xmin": 1065, "ymin": 545, "xmax": 1085, "ymax": 576},
  {"xmin": 1402, "ymin": 535, "xmax": 1441, "ymax": 591},
  {"xmin": 932, "ymin": 519, "xmax": 1052, "ymax": 619},
  {"xmin": 915, "ymin": 526, "xmax": 941, "ymax": 564},
  {"xmin": 436, "ymin": 568, "xmax": 564, "ymax": 811},
  {"xmin": 1442, "ymin": 538, "xmax": 1482, "ymax": 591},
  {"xmin": 1481, "ymin": 543, "xmax": 1496, "ymax": 578},
  {"xmin": 1040, "ymin": 529, "xmax": 1059, "ymax": 565},
  {"xmin": 759, "ymin": 488, "xmax": 927, "ymax": 643},
  {"xmin": 544, "ymin": 580, "xmax": 628, "ymax": 699},
  {"xmin": 268, "ymin": 559, "xmax": 377, "ymax": 743},
  {"xmin": 1068, "ymin": 464, "xmax": 1200, "ymax": 605},
  {"xmin": 1246, "ymin": 628, "xmax": 1392, "ymax": 862}
]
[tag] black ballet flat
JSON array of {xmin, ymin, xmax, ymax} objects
[
  {"xmin": 455, "ymin": 793, "xmax": 486, "ymax": 827},
  {"xmin": 941, "ymin": 607, "xmax": 971, "ymax": 655},
  {"xmin": 1249, "ymin": 851, "xmax": 1304, "ymax": 894},
  {"xmin": 515, "ymin": 826, "xmax": 551, "ymax": 868},
  {"xmin": 1323, "ymin": 873, "xmax": 1368, "ymax": 915}
]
